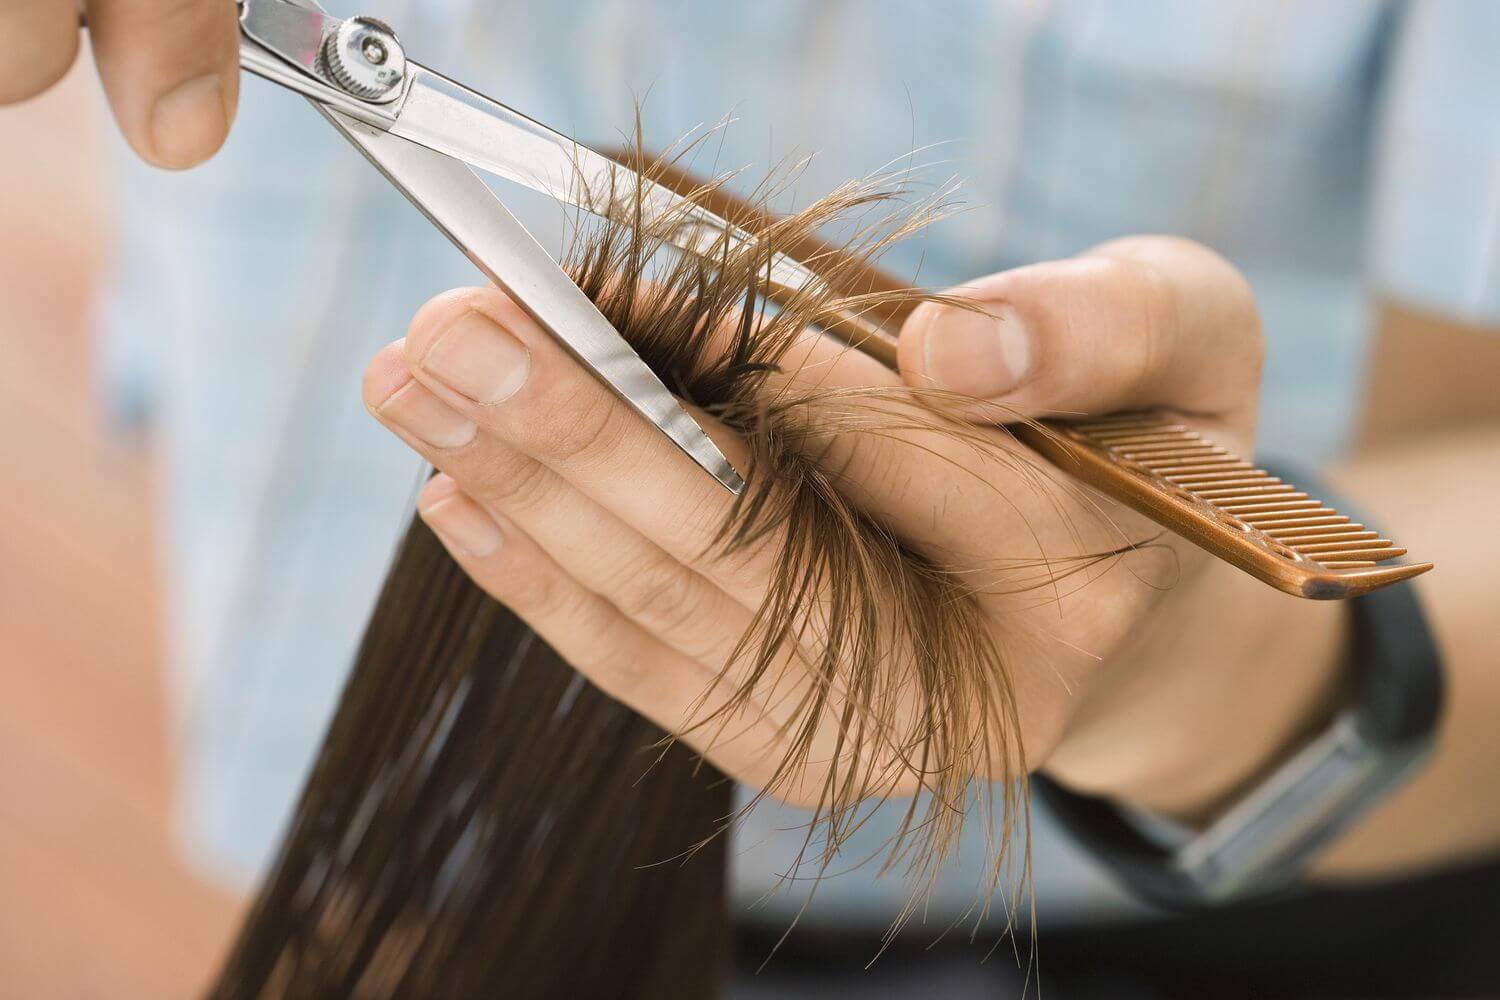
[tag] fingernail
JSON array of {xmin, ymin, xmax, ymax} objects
[
  {"xmin": 378, "ymin": 380, "xmax": 477, "ymax": 449},
  {"xmin": 150, "ymin": 74, "xmax": 227, "ymax": 169},
  {"xmin": 419, "ymin": 311, "xmax": 531, "ymax": 403},
  {"xmin": 421, "ymin": 495, "xmax": 503, "ymax": 558},
  {"xmin": 921, "ymin": 302, "xmax": 1032, "ymax": 399}
]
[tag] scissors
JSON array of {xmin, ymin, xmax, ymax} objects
[
  {"xmin": 212, "ymin": 0, "xmax": 1438, "ymax": 600},
  {"xmin": 235, "ymin": 0, "xmax": 836, "ymax": 495}
]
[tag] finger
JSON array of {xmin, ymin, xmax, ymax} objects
[
  {"xmin": 392, "ymin": 286, "xmax": 1099, "ymax": 585},
  {"xmin": 758, "ymin": 326, "xmax": 1128, "ymax": 569},
  {"xmin": 519, "ymin": 258, "xmax": 1220, "ymax": 571},
  {"xmin": 398, "ymin": 287, "xmax": 785, "ymax": 609},
  {"xmin": 362, "ymin": 340, "xmax": 768, "ymax": 668},
  {"xmin": 367, "ymin": 342, "xmax": 875, "ymax": 756},
  {"xmin": 0, "ymin": 0, "xmax": 79, "ymax": 104},
  {"xmin": 86, "ymin": 0, "xmax": 239, "ymax": 168},
  {"xmin": 897, "ymin": 236, "xmax": 1264, "ymax": 428},
  {"xmin": 390, "ymin": 274, "xmax": 1051, "ymax": 565},
  {"xmin": 367, "ymin": 339, "xmax": 876, "ymax": 791},
  {"xmin": 414, "ymin": 479, "xmax": 810, "ymax": 796}
]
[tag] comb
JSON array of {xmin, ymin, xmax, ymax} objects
[
  {"xmin": 630, "ymin": 157, "xmax": 1432, "ymax": 600},
  {"xmin": 1008, "ymin": 415, "xmax": 1431, "ymax": 598}
]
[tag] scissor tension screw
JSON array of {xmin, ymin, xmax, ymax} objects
[{"xmin": 322, "ymin": 17, "xmax": 406, "ymax": 102}]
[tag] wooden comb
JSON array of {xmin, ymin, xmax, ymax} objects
[{"xmin": 630, "ymin": 158, "xmax": 1432, "ymax": 600}]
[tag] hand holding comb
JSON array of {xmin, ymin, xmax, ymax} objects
[{"xmin": 636, "ymin": 158, "xmax": 1431, "ymax": 600}]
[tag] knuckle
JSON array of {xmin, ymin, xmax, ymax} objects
[
  {"xmin": 553, "ymin": 605, "xmax": 656, "ymax": 706},
  {"xmin": 608, "ymin": 556, "xmax": 702, "ymax": 635},
  {"xmin": 586, "ymin": 632, "xmax": 655, "ymax": 704},
  {"xmin": 1097, "ymin": 236, "xmax": 1264, "ymax": 368},
  {"xmin": 1091, "ymin": 254, "xmax": 1177, "ymax": 401},
  {"xmin": 500, "ymin": 558, "xmax": 575, "ymax": 619},
  {"xmin": 471, "ymin": 454, "xmax": 554, "ymax": 512},
  {"xmin": 540, "ymin": 379, "xmax": 628, "ymax": 467}
]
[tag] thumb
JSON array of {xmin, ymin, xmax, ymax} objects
[{"xmin": 897, "ymin": 236, "xmax": 1263, "ymax": 427}]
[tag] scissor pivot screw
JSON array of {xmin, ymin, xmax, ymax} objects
[{"xmin": 322, "ymin": 16, "xmax": 406, "ymax": 103}]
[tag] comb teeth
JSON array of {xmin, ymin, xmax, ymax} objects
[{"xmin": 1011, "ymin": 413, "xmax": 1433, "ymax": 599}]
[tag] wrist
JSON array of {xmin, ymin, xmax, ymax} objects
[{"xmin": 1043, "ymin": 554, "xmax": 1353, "ymax": 822}]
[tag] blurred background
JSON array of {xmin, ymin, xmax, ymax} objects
[{"xmin": 0, "ymin": 56, "xmax": 243, "ymax": 997}]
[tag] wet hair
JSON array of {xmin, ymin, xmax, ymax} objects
[{"xmin": 209, "ymin": 133, "xmax": 1114, "ymax": 998}]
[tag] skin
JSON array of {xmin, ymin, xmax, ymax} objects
[
  {"xmin": 360, "ymin": 237, "xmax": 1338, "ymax": 818},
  {"xmin": 0, "ymin": 0, "xmax": 239, "ymax": 168},
  {"xmin": 363, "ymin": 238, "xmax": 1500, "ymax": 876},
  {"xmin": 1314, "ymin": 312, "xmax": 1500, "ymax": 878}
]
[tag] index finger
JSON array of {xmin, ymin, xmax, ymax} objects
[
  {"xmin": 401, "ymin": 287, "xmax": 781, "ymax": 609},
  {"xmin": 87, "ymin": 0, "xmax": 239, "ymax": 168}
]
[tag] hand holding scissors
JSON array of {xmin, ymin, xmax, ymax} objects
[{"xmin": 2, "ymin": 0, "xmax": 240, "ymax": 167}]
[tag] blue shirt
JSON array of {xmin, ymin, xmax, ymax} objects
[{"xmin": 99, "ymin": 0, "xmax": 1500, "ymax": 924}]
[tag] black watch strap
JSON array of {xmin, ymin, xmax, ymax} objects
[{"xmin": 1035, "ymin": 462, "xmax": 1444, "ymax": 909}]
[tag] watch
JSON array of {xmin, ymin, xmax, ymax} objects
[{"xmin": 1034, "ymin": 463, "xmax": 1444, "ymax": 908}]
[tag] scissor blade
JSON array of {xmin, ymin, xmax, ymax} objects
[
  {"xmin": 391, "ymin": 64, "xmax": 822, "ymax": 296},
  {"xmin": 318, "ymin": 104, "xmax": 744, "ymax": 494}
]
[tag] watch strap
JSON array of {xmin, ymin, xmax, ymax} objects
[{"xmin": 1035, "ymin": 461, "xmax": 1444, "ymax": 908}]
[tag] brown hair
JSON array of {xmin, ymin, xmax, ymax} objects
[
  {"xmin": 210, "ymin": 518, "xmax": 731, "ymax": 998},
  {"xmin": 210, "ymin": 134, "xmax": 1115, "ymax": 997}
]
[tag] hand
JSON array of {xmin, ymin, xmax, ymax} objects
[
  {"xmin": 362, "ymin": 236, "xmax": 1344, "ymax": 817},
  {"xmin": 2, "ymin": 0, "xmax": 239, "ymax": 168}
]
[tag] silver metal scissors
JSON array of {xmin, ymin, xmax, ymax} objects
[{"xmin": 237, "ymin": 0, "xmax": 827, "ymax": 494}]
